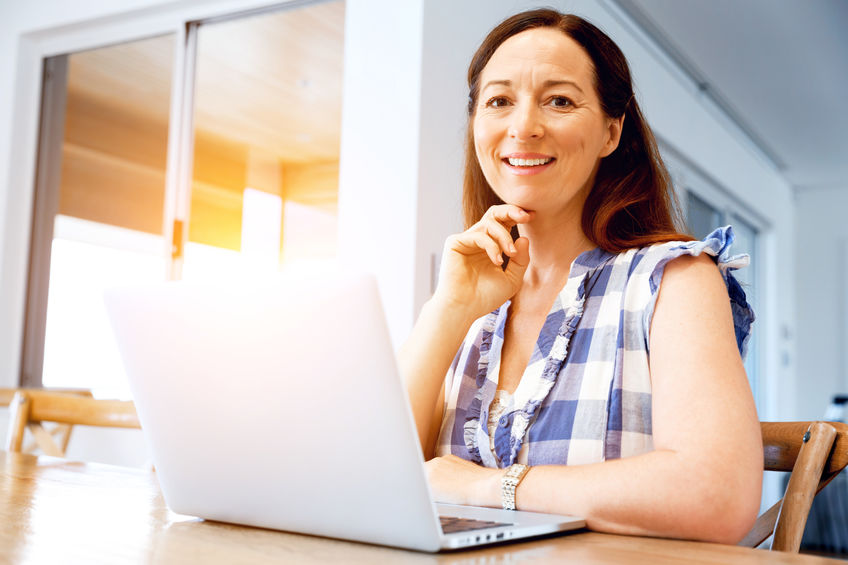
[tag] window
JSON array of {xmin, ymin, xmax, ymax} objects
[
  {"xmin": 183, "ymin": 2, "xmax": 343, "ymax": 281},
  {"xmin": 23, "ymin": 36, "xmax": 174, "ymax": 398},
  {"xmin": 680, "ymin": 168, "xmax": 764, "ymax": 411},
  {"xmin": 22, "ymin": 1, "xmax": 345, "ymax": 396}
]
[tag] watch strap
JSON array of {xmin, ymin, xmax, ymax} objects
[{"xmin": 501, "ymin": 463, "xmax": 529, "ymax": 510}]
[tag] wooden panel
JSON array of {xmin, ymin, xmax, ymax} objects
[
  {"xmin": 192, "ymin": 130, "xmax": 247, "ymax": 191},
  {"xmin": 60, "ymin": 1, "xmax": 345, "ymax": 252},
  {"xmin": 282, "ymin": 161, "xmax": 339, "ymax": 210},
  {"xmin": 60, "ymin": 39, "xmax": 171, "ymax": 235},
  {"xmin": 188, "ymin": 180, "xmax": 243, "ymax": 251},
  {"xmin": 66, "ymin": 34, "xmax": 174, "ymax": 126},
  {"xmin": 189, "ymin": 130, "xmax": 247, "ymax": 249},
  {"xmin": 246, "ymin": 147, "xmax": 282, "ymax": 196},
  {"xmin": 64, "ymin": 89, "xmax": 170, "ymax": 171},
  {"xmin": 58, "ymin": 143, "xmax": 165, "ymax": 235},
  {"xmin": 192, "ymin": 1, "xmax": 345, "ymax": 163}
]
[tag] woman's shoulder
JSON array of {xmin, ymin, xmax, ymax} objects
[{"xmin": 629, "ymin": 225, "xmax": 755, "ymax": 357}]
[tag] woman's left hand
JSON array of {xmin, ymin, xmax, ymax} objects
[{"xmin": 424, "ymin": 454, "xmax": 503, "ymax": 507}]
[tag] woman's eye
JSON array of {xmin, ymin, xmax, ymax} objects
[
  {"xmin": 485, "ymin": 96, "xmax": 510, "ymax": 108},
  {"xmin": 550, "ymin": 96, "xmax": 573, "ymax": 108}
]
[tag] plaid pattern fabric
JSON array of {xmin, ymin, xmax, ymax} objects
[{"xmin": 435, "ymin": 226, "xmax": 754, "ymax": 468}]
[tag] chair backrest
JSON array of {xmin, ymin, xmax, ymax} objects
[
  {"xmin": 740, "ymin": 421, "xmax": 848, "ymax": 552},
  {"xmin": 2, "ymin": 388, "xmax": 95, "ymax": 454},
  {"xmin": 0, "ymin": 387, "xmax": 92, "ymax": 406},
  {"xmin": 4, "ymin": 389, "xmax": 141, "ymax": 457}
]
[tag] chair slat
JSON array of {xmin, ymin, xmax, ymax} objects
[
  {"xmin": 28, "ymin": 393, "xmax": 140, "ymax": 429},
  {"xmin": 741, "ymin": 421, "xmax": 848, "ymax": 553},
  {"xmin": 762, "ymin": 421, "xmax": 848, "ymax": 476},
  {"xmin": 771, "ymin": 422, "xmax": 837, "ymax": 552},
  {"xmin": 27, "ymin": 422, "xmax": 64, "ymax": 457}
]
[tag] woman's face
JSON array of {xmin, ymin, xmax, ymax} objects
[{"xmin": 473, "ymin": 27, "xmax": 622, "ymax": 216}]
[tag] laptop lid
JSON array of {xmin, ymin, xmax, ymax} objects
[{"xmin": 104, "ymin": 270, "xmax": 584, "ymax": 552}]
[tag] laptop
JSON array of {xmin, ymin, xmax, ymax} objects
[{"xmin": 103, "ymin": 269, "xmax": 585, "ymax": 552}]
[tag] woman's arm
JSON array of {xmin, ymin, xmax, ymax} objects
[
  {"xmin": 398, "ymin": 298, "xmax": 475, "ymax": 458},
  {"xmin": 398, "ymin": 205, "xmax": 532, "ymax": 458},
  {"xmin": 426, "ymin": 254, "xmax": 762, "ymax": 544}
]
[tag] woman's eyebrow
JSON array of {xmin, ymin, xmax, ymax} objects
[
  {"xmin": 481, "ymin": 79, "xmax": 511, "ymax": 91},
  {"xmin": 543, "ymin": 79, "xmax": 584, "ymax": 94}
]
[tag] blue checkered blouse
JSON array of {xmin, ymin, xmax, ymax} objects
[{"xmin": 435, "ymin": 226, "xmax": 754, "ymax": 468}]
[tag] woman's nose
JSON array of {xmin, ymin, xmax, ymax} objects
[{"xmin": 507, "ymin": 104, "xmax": 544, "ymax": 140}]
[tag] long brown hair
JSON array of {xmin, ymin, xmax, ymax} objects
[{"xmin": 462, "ymin": 9, "xmax": 692, "ymax": 252}]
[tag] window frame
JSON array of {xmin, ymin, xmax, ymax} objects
[{"xmin": 6, "ymin": 0, "xmax": 327, "ymax": 388}]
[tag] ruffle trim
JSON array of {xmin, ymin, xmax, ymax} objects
[
  {"xmin": 648, "ymin": 225, "xmax": 756, "ymax": 358},
  {"xmin": 463, "ymin": 269, "xmax": 593, "ymax": 467},
  {"xmin": 497, "ymin": 279, "xmax": 587, "ymax": 465},
  {"xmin": 463, "ymin": 307, "xmax": 501, "ymax": 463}
]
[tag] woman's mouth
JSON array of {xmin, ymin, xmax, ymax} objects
[
  {"xmin": 502, "ymin": 155, "xmax": 555, "ymax": 175},
  {"xmin": 505, "ymin": 157, "xmax": 553, "ymax": 167}
]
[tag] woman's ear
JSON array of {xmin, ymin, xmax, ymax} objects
[{"xmin": 600, "ymin": 114, "xmax": 625, "ymax": 158}]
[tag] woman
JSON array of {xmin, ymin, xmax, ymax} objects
[{"xmin": 398, "ymin": 9, "xmax": 762, "ymax": 544}]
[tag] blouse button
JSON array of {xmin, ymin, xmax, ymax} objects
[{"xmin": 499, "ymin": 417, "xmax": 509, "ymax": 428}]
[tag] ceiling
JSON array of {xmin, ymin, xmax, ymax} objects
[
  {"xmin": 67, "ymin": 0, "xmax": 345, "ymax": 167},
  {"xmin": 614, "ymin": 0, "xmax": 848, "ymax": 192}
]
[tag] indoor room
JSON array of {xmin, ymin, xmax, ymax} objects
[{"xmin": 0, "ymin": 0, "xmax": 846, "ymax": 562}]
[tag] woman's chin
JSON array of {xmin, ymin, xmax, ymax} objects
[{"xmin": 498, "ymin": 196, "xmax": 537, "ymax": 214}]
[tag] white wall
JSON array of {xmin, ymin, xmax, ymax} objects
[
  {"xmin": 336, "ymin": 0, "xmax": 424, "ymax": 347},
  {"xmin": 0, "ymin": 0, "xmax": 800, "ymax": 466},
  {"xmin": 795, "ymin": 186, "xmax": 848, "ymax": 419}
]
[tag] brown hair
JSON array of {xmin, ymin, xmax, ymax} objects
[{"xmin": 462, "ymin": 9, "xmax": 693, "ymax": 252}]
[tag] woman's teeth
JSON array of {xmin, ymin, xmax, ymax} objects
[{"xmin": 507, "ymin": 157, "xmax": 552, "ymax": 167}]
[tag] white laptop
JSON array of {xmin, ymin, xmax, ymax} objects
[{"xmin": 104, "ymin": 269, "xmax": 585, "ymax": 552}]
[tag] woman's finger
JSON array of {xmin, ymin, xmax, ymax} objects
[
  {"xmin": 452, "ymin": 231, "xmax": 505, "ymax": 266},
  {"xmin": 503, "ymin": 236, "xmax": 530, "ymax": 283},
  {"xmin": 484, "ymin": 204, "xmax": 532, "ymax": 227},
  {"xmin": 484, "ymin": 218, "xmax": 516, "ymax": 255}
]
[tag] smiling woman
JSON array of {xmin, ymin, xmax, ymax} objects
[{"xmin": 399, "ymin": 9, "xmax": 762, "ymax": 545}]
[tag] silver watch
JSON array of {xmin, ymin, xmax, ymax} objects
[{"xmin": 501, "ymin": 463, "xmax": 529, "ymax": 510}]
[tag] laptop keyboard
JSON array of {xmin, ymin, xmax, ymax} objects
[{"xmin": 440, "ymin": 515, "xmax": 512, "ymax": 534}]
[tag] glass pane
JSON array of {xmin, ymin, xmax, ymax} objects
[
  {"xmin": 729, "ymin": 214, "xmax": 756, "ymax": 287},
  {"xmin": 730, "ymin": 213, "xmax": 760, "ymax": 408},
  {"xmin": 184, "ymin": 1, "xmax": 345, "ymax": 281},
  {"xmin": 686, "ymin": 190, "xmax": 722, "ymax": 239},
  {"xmin": 43, "ymin": 217, "xmax": 165, "ymax": 397},
  {"xmin": 40, "ymin": 35, "xmax": 174, "ymax": 397}
]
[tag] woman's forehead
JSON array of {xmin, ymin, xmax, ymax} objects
[{"xmin": 480, "ymin": 27, "xmax": 595, "ymax": 89}]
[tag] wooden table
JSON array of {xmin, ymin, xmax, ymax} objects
[{"xmin": 1, "ymin": 452, "xmax": 845, "ymax": 564}]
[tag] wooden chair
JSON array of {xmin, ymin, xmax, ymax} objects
[
  {"xmin": 4, "ymin": 389, "xmax": 141, "ymax": 457},
  {"xmin": 740, "ymin": 421, "xmax": 848, "ymax": 552},
  {"xmin": 1, "ymin": 387, "xmax": 94, "ymax": 454}
]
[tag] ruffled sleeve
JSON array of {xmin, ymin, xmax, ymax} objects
[{"xmin": 645, "ymin": 226, "xmax": 755, "ymax": 358}]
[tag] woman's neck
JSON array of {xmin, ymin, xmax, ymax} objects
[{"xmin": 516, "ymin": 205, "xmax": 595, "ymax": 290}]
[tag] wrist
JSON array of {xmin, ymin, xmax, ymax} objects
[
  {"xmin": 425, "ymin": 293, "xmax": 479, "ymax": 329},
  {"xmin": 475, "ymin": 467, "xmax": 506, "ymax": 508}
]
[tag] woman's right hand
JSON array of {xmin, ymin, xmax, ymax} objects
[{"xmin": 432, "ymin": 205, "xmax": 532, "ymax": 320}]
